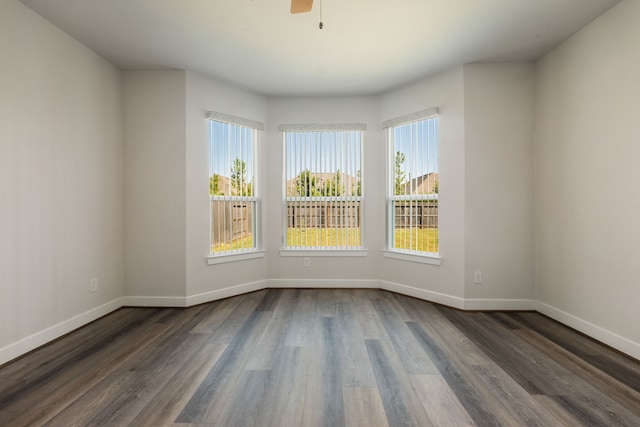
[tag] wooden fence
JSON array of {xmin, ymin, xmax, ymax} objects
[
  {"xmin": 210, "ymin": 200, "xmax": 253, "ymax": 246},
  {"xmin": 393, "ymin": 200, "xmax": 438, "ymax": 229},
  {"xmin": 287, "ymin": 201, "xmax": 361, "ymax": 228},
  {"xmin": 211, "ymin": 199, "xmax": 438, "ymax": 246}
]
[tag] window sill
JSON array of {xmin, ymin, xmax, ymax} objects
[
  {"xmin": 207, "ymin": 250, "xmax": 266, "ymax": 265},
  {"xmin": 279, "ymin": 249, "xmax": 368, "ymax": 257},
  {"xmin": 382, "ymin": 250, "xmax": 441, "ymax": 265}
]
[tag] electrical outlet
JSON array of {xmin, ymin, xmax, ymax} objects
[
  {"xmin": 90, "ymin": 277, "xmax": 98, "ymax": 293},
  {"xmin": 473, "ymin": 271, "xmax": 483, "ymax": 284},
  {"xmin": 303, "ymin": 257, "xmax": 311, "ymax": 268}
]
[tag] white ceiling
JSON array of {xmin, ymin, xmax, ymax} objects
[{"xmin": 21, "ymin": 0, "xmax": 620, "ymax": 96}]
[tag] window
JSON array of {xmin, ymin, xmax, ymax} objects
[
  {"xmin": 281, "ymin": 125, "xmax": 364, "ymax": 252},
  {"xmin": 385, "ymin": 109, "xmax": 439, "ymax": 258},
  {"xmin": 207, "ymin": 112, "xmax": 262, "ymax": 261}
]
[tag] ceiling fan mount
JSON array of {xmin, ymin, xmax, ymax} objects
[
  {"xmin": 290, "ymin": 0, "xmax": 313, "ymax": 14},
  {"xmin": 291, "ymin": 0, "xmax": 324, "ymax": 29}
]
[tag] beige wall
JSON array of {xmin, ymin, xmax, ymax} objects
[
  {"xmin": 379, "ymin": 68, "xmax": 467, "ymax": 301},
  {"xmin": 265, "ymin": 96, "xmax": 383, "ymax": 285},
  {"xmin": 123, "ymin": 70, "xmax": 187, "ymax": 300},
  {"xmin": 534, "ymin": 0, "xmax": 640, "ymax": 356},
  {"xmin": 185, "ymin": 72, "xmax": 269, "ymax": 298},
  {"xmin": 464, "ymin": 63, "xmax": 535, "ymax": 303},
  {"xmin": 1, "ymin": 0, "xmax": 124, "ymax": 363}
]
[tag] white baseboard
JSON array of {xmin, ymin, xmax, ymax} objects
[
  {"xmin": 536, "ymin": 301, "xmax": 640, "ymax": 361},
  {"xmin": 186, "ymin": 280, "xmax": 268, "ymax": 306},
  {"xmin": 379, "ymin": 280, "xmax": 466, "ymax": 309},
  {"xmin": 0, "ymin": 298, "xmax": 123, "ymax": 366},
  {"xmin": 464, "ymin": 298, "xmax": 536, "ymax": 311},
  {"xmin": 122, "ymin": 295, "xmax": 187, "ymax": 307},
  {"xmin": 123, "ymin": 280, "xmax": 269, "ymax": 308},
  {"xmin": 267, "ymin": 279, "xmax": 380, "ymax": 289},
  {"xmin": 4, "ymin": 282, "xmax": 637, "ymax": 366}
]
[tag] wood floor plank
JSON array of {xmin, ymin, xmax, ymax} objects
[
  {"xmin": 176, "ymin": 310, "xmax": 272, "ymax": 424},
  {"xmin": 365, "ymin": 339, "xmax": 433, "ymax": 427},
  {"xmin": 203, "ymin": 290, "xmax": 268, "ymax": 344},
  {"xmin": 256, "ymin": 346, "xmax": 308, "ymax": 427},
  {"xmin": 1, "ymin": 289, "xmax": 640, "ymax": 426},
  {"xmin": 284, "ymin": 289, "xmax": 319, "ymax": 347},
  {"xmin": 382, "ymin": 291, "xmax": 418, "ymax": 322},
  {"xmin": 0, "ymin": 308, "xmax": 159, "ymax": 405},
  {"xmin": 343, "ymin": 387, "xmax": 390, "ymax": 427},
  {"xmin": 440, "ymin": 310, "xmax": 640, "ymax": 426},
  {"xmin": 547, "ymin": 394, "xmax": 633, "ymax": 427},
  {"xmin": 216, "ymin": 369, "xmax": 270, "ymax": 427},
  {"xmin": 320, "ymin": 316, "xmax": 345, "ymax": 423},
  {"xmin": 189, "ymin": 296, "xmax": 243, "ymax": 334},
  {"xmin": 335, "ymin": 301, "xmax": 377, "ymax": 387},
  {"xmin": 510, "ymin": 311, "xmax": 611, "ymax": 356},
  {"xmin": 515, "ymin": 328, "xmax": 640, "ymax": 417},
  {"xmin": 0, "ymin": 310, "xmax": 169, "ymax": 426},
  {"xmin": 467, "ymin": 364, "xmax": 562, "ymax": 427},
  {"xmin": 245, "ymin": 289, "xmax": 299, "ymax": 370},
  {"xmin": 409, "ymin": 375, "xmax": 475, "ymax": 427},
  {"xmin": 394, "ymin": 294, "xmax": 493, "ymax": 367},
  {"xmin": 371, "ymin": 298, "xmax": 439, "ymax": 375},
  {"xmin": 487, "ymin": 311, "xmax": 528, "ymax": 330},
  {"xmin": 301, "ymin": 316, "xmax": 345, "ymax": 427},
  {"xmin": 532, "ymin": 395, "xmax": 586, "ymax": 427},
  {"xmin": 300, "ymin": 343, "xmax": 325, "ymax": 427},
  {"xmin": 510, "ymin": 311, "xmax": 640, "ymax": 394},
  {"xmin": 352, "ymin": 294, "xmax": 389, "ymax": 340},
  {"xmin": 44, "ymin": 305, "xmax": 219, "ymax": 426},
  {"xmin": 406, "ymin": 322, "xmax": 502, "ymax": 427},
  {"xmin": 128, "ymin": 340, "xmax": 228, "ymax": 427},
  {"xmin": 315, "ymin": 289, "xmax": 338, "ymax": 317},
  {"xmin": 438, "ymin": 309, "xmax": 571, "ymax": 395}
]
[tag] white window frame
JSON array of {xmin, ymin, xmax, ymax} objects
[
  {"xmin": 206, "ymin": 111, "xmax": 264, "ymax": 265},
  {"xmin": 383, "ymin": 108, "xmax": 441, "ymax": 265},
  {"xmin": 279, "ymin": 124, "xmax": 367, "ymax": 256}
]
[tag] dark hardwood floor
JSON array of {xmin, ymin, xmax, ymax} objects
[{"xmin": 1, "ymin": 289, "xmax": 639, "ymax": 426}]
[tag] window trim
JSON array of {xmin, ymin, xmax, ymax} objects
[
  {"xmin": 382, "ymin": 249, "xmax": 441, "ymax": 265},
  {"xmin": 207, "ymin": 250, "xmax": 266, "ymax": 265},
  {"xmin": 207, "ymin": 113, "xmax": 263, "ymax": 263},
  {"xmin": 384, "ymin": 109, "xmax": 440, "ymax": 259},
  {"xmin": 279, "ymin": 249, "xmax": 368, "ymax": 257}
]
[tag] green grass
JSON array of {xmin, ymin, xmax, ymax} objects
[
  {"xmin": 394, "ymin": 228, "xmax": 438, "ymax": 253},
  {"xmin": 212, "ymin": 234, "xmax": 254, "ymax": 253},
  {"xmin": 212, "ymin": 227, "xmax": 438, "ymax": 253},
  {"xmin": 286, "ymin": 227, "xmax": 361, "ymax": 248}
]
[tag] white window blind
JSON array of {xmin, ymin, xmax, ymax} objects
[
  {"xmin": 386, "ymin": 112, "xmax": 439, "ymax": 255},
  {"xmin": 282, "ymin": 126, "xmax": 364, "ymax": 250},
  {"xmin": 209, "ymin": 115, "xmax": 261, "ymax": 256}
]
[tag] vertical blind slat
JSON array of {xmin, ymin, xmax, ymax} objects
[
  {"xmin": 284, "ymin": 129, "xmax": 363, "ymax": 250},
  {"xmin": 210, "ymin": 119, "xmax": 258, "ymax": 256},
  {"xmin": 388, "ymin": 116, "xmax": 439, "ymax": 255}
]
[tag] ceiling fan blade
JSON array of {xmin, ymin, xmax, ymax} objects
[{"xmin": 291, "ymin": 0, "xmax": 313, "ymax": 14}]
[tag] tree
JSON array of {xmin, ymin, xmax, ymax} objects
[
  {"xmin": 231, "ymin": 158, "xmax": 252, "ymax": 196},
  {"xmin": 296, "ymin": 170, "xmax": 320, "ymax": 196},
  {"xmin": 324, "ymin": 170, "xmax": 344, "ymax": 196},
  {"xmin": 394, "ymin": 151, "xmax": 406, "ymax": 195},
  {"xmin": 209, "ymin": 174, "xmax": 223, "ymax": 196},
  {"xmin": 352, "ymin": 169, "xmax": 361, "ymax": 196}
]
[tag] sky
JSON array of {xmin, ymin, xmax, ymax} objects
[
  {"xmin": 392, "ymin": 116, "xmax": 439, "ymax": 180},
  {"xmin": 209, "ymin": 120, "xmax": 255, "ymax": 182},
  {"xmin": 209, "ymin": 118, "xmax": 438, "ymax": 185},
  {"xmin": 284, "ymin": 130, "xmax": 363, "ymax": 181}
]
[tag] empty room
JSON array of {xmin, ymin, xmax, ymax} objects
[{"xmin": 1, "ymin": 0, "xmax": 639, "ymax": 425}]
